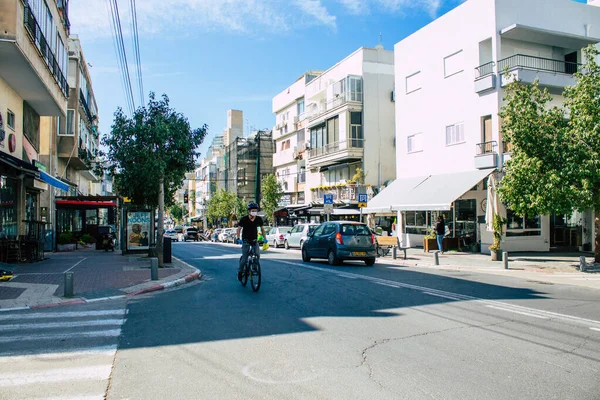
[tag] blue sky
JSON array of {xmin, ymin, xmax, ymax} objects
[{"xmin": 68, "ymin": 0, "xmax": 585, "ymax": 159}]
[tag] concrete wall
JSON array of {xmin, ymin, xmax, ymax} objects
[{"xmin": 0, "ymin": 78, "xmax": 24, "ymax": 158}]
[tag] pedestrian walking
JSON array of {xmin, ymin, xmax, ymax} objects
[{"xmin": 435, "ymin": 215, "xmax": 445, "ymax": 254}]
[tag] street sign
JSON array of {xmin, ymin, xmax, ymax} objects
[
  {"xmin": 358, "ymin": 194, "xmax": 368, "ymax": 208},
  {"xmin": 324, "ymin": 194, "xmax": 334, "ymax": 205},
  {"xmin": 324, "ymin": 203, "xmax": 334, "ymax": 214}
]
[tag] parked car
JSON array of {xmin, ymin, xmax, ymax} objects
[
  {"xmin": 266, "ymin": 226, "xmax": 292, "ymax": 248},
  {"xmin": 302, "ymin": 221, "xmax": 377, "ymax": 266},
  {"xmin": 164, "ymin": 230, "xmax": 179, "ymax": 242},
  {"xmin": 284, "ymin": 223, "xmax": 319, "ymax": 249},
  {"xmin": 220, "ymin": 228, "xmax": 235, "ymax": 243},
  {"xmin": 183, "ymin": 227, "xmax": 199, "ymax": 242},
  {"xmin": 219, "ymin": 228, "xmax": 234, "ymax": 243},
  {"xmin": 211, "ymin": 229, "xmax": 222, "ymax": 242}
]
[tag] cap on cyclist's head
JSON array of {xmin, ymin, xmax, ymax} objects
[{"xmin": 247, "ymin": 201, "xmax": 259, "ymax": 211}]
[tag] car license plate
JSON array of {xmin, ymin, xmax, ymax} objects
[{"xmin": 353, "ymin": 252, "xmax": 367, "ymax": 256}]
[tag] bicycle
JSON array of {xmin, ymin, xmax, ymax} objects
[{"xmin": 239, "ymin": 240, "xmax": 261, "ymax": 292}]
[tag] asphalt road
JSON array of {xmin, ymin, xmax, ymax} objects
[{"xmin": 100, "ymin": 241, "xmax": 600, "ymax": 399}]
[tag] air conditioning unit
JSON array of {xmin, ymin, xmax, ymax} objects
[
  {"xmin": 293, "ymin": 116, "xmax": 299, "ymax": 123},
  {"xmin": 293, "ymin": 149, "xmax": 299, "ymax": 159}
]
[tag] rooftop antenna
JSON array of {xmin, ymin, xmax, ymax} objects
[{"xmin": 376, "ymin": 32, "xmax": 384, "ymax": 50}]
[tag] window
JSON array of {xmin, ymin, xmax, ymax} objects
[
  {"xmin": 312, "ymin": 224, "xmax": 326, "ymax": 237},
  {"xmin": 348, "ymin": 76, "xmax": 363, "ymax": 102},
  {"xmin": 407, "ymin": 133, "xmax": 423, "ymax": 153},
  {"xmin": 6, "ymin": 110, "xmax": 15, "ymax": 130},
  {"xmin": 23, "ymin": 101, "xmax": 40, "ymax": 151},
  {"xmin": 326, "ymin": 116, "xmax": 339, "ymax": 145},
  {"xmin": 444, "ymin": 50, "xmax": 464, "ymax": 78},
  {"xmin": 350, "ymin": 112, "xmax": 363, "ymax": 148},
  {"xmin": 323, "ymin": 224, "xmax": 337, "ymax": 236},
  {"xmin": 506, "ymin": 209, "xmax": 541, "ymax": 237},
  {"xmin": 297, "ymin": 100, "xmax": 305, "ymax": 117},
  {"xmin": 446, "ymin": 122, "xmax": 465, "ymax": 146},
  {"xmin": 482, "ymin": 115, "xmax": 492, "ymax": 143},
  {"xmin": 406, "ymin": 71, "xmax": 422, "ymax": 94},
  {"xmin": 310, "ymin": 124, "xmax": 326, "ymax": 151},
  {"xmin": 280, "ymin": 139, "xmax": 290, "ymax": 151},
  {"xmin": 405, "ymin": 211, "xmax": 427, "ymax": 235}
]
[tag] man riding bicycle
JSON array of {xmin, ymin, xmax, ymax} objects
[{"xmin": 236, "ymin": 201, "xmax": 266, "ymax": 281}]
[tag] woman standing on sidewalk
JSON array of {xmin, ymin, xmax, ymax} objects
[{"xmin": 435, "ymin": 216, "xmax": 445, "ymax": 254}]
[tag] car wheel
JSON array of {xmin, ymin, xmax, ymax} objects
[
  {"xmin": 328, "ymin": 250, "xmax": 340, "ymax": 266},
  {"xmin": 284, "ymin": 240, "xmax": 289, "ymax": 250},
  {"xmin": 299, "ymin": 240, "xmax": 304, "ymax": 250},
  {"xmin": 272, "ymin": 240, "xmax": 277, "ymax": 248},
  {"xmin": 365, "ymin": 258, "xmax": 376, "ymax": 266},
  {"xmin": 302, "ymin": 248, "xmax": 311, "ymax": 262}
]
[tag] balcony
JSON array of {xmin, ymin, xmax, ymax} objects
[
  {"xmin": 80, "ymin": 90, "xmax": 95, "ymax": 124},
  {"xmin": 474, "ymin": 141, "xmax": 498, "ymax": 169},
  {"xmin": 474, "ymin": 61, "xmax": 496, "ymax": 93},
  {"xmin": 310, "ymin": 183, "xmax": 369, "ymax": 203},
  {"xmin": 306, "ymin": 91, "xmax": 363, "ymax": 123},
  {"xmin": 498, "ymin": 54, "xmax": 580, "ymax": 90},
  {"xmin": 306, "ymin": 139, "xmax": 364, "ymax": 168}
]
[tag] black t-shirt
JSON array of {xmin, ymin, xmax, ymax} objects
[{"xmin": 238, "ymin": 216, "xmax": 264, "ymax": 242}]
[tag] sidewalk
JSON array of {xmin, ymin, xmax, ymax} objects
[{"xmin": 0, "ymin": 248, "xmax": 201, "ymax": 310}]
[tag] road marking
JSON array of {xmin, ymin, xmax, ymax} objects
[
  {"xmin": 0, "ymin": 329, "xmax": 122, "ymax": 343},
  {"xmin": 423, "ymin": 292, "xmax": 465, "ymax": 301},
  {"xmin": 375, "ymin": 282, "xmax": 399, "ymax": 288},
  {"xmin": 0, "ymin": 365, "xmax": 113, "ymax": 387},
  {"xmin": 0, "ymin": 309, "xmax": 125, "ymax": 321},
  {"xmin": 42, "ymin": 396, "xmax": 105, "ymax": 400},
  {"xmin": 278, "ymin": 260, "xmax": 600, "ymax": 328},
  {"xmin": 0, "ymin": 345, "xmax": 118, "ymax": 360},
  {"xmin": 63, "ymin": 257, "xmax": 87, "ymax": 273},
  {"xmin": 0, "ymin": 318, "xmax": 125, "ymax": 332},
  {"xmin": 591, "ymin": 327, "xmax": 600, "ymax": 332},
  {"xmin": 486, "ymin": 305, "xmax": 549, "ymax": 320}
]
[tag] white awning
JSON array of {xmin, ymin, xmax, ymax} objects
[
  {"xmin": 365, "ymin": 170, "xmax": 494, "ymax": 212},
  {"xmin": 332, "ymin": 208, "xmax": 361, "ymax": 215},
  {"xmin": 364, "ymin": 176, "xmax": 429, "ymax": 214}
]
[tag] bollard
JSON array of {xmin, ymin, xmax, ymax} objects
[
  {"xmin": 151, "ymin": 257, "xmax": 159, "ymax": 281},
  {"xmin": 434, "ymin": 251, "xmax": 440, "ymax": 265},
  {"xmin": 392, "ymin": 246, "xmax": 397, "ymax": 260},
  {"xmin": 503, "ymin": 252, "xmax": 509, "ymax": 269},
  {"xmin": 579, "ymin": 256, "xmax": 586, "ymax": 272},
  {"xmin": 64, "ymin": 272, "xmax": 74, "ymax": 298}
]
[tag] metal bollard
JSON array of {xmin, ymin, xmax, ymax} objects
[
  {"xmin": 579, "ymin": 256, "xmax": 586, "ymax": 272},
  {"xmin": 64, "ymin": 272, "xmax": 74, "ymax": 298},
  {"xmin": 151, "ymin": 257, "xmax": 159, "ymax": 281},
  {"xmin": 434, "ymin": 251, "xmax": 440, "ymax": 265},
  {"xmin": 503, "ymin": 252, "xmax": 509, "ymax": 269},
  {"xmin": 392, "ymin": 247, "xmax": 397, "ymax": 260}
]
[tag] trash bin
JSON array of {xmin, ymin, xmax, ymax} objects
[{"xmin": 163, "ymin": 237, "xmax": 172, "ymax": 264}]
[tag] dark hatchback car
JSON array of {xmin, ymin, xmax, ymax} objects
[
  {"xmin": 183, "ymin": 227, "xmax": 199, "ymax": 241},
  {"xmin": 302, "ymin": 221, "xmax": 377, "ymax": 266}
]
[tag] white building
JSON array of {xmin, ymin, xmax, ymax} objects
[
  {"xmin": 368, "ymin": 0, "xmax": 600, "ymax": 253},
  {"xmin": 302, "ymin": 46, "xmax": 396, "ymax": 222},
  {"xmin": 272, "ymin": 72, "xmax": 321, "ymax": 213}
]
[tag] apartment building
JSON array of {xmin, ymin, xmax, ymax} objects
[
  {"xmin": 0, "ymin": 0, "xmax": 70, "ymax": 240},
  {"xmin": 271, "ymin": 72, "xmax": 321, "ymax": 216},
  {"xmin": 301, "ymin": 46, "xmax": 396, "ymax": 222},
  {"xmin": 368, "ymin": 0, "xmax": 600, "ymax": 252},
  {"xmin": 193, "ymin": 157, "xmax": 217, "ymax": 227}
]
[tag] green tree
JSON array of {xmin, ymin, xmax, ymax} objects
[
  {"xmin": 233, "ymin": 196, "xmax": 246, "ymax": 222},
  {"xmin": 168, "ymin": 203, "xmax": 186, "ymax": 224},
  {"xmin": 102, "ymin": 93, "xmax": 207, "ymax": 265},
  {"xmin": 261, "ymin": 174, "xmax": 283, "ymax": 224},
  {"xmin": 206, "ymin": 189, "xmax": 237, "ymax": 226},
  {"xmin": 498, "ymin": 45, "xmax": 600, "ymax": 261}
]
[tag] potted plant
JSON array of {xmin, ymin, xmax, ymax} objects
[
  {"xmin": 423, "ymin": 228, "xmax": 438, "ymax": 252},
  {"xmin": 57, "ymin": 232, "xmax": 76, "ymax": 252},
  {"xmin": 489, "ymin": 213, "xmax": 507, "ymax": 261}
]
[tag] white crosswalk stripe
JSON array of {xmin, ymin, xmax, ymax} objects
[{"xmin": 0, "ymin": 305, "xmax": 127, "ymax": 399}]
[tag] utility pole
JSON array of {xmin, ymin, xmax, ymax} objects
[{"xmin": 255, "ymin": 131, "xmax": 261, "ymax": 203}]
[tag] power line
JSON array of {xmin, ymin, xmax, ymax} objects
[
  {"xmin": 130, "ymin": 0, "xmax": 144, "ymax": 105},
  {"xmin": 106, "ymin": 0, "xmax": 132, "ymax": 114},
  {"xmin": 107, "ymin": 0, "xmax": 135, "ymax": 114}
]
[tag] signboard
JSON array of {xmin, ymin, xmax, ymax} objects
[
  {"xmin": 279, "ymin": 194, "xmax": 291, "ymax": 207},
  {"xmin": 127, "ymin": 211, "xmax": 152, "ymax": 250},
  {"xmin": 324, "ymin": 194, "xmax": 334, "ymax": 205},
  {"xmin": 324, "ymin": 204, "xmax": 334, "ymax": 214},
  {"xmin": 358, "ymin": 194, "xmax": 368, "ymax": 208}
]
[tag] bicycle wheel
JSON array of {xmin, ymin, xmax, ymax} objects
[
  {"xmin": 250, "ymin": 257, "xmax": 261, "ymax": 292},
  {"xmin": 241, "ymin": 264, "xmax": 249, "ymax": 287}
]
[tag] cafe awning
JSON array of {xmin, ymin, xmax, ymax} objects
[
  {"xmin": 39, "ymin": 171, "xmax": 70, "ymax": 192},
  {"xmin": 366, "ymin": 170, "xmax": 494, "ymax": 212}
]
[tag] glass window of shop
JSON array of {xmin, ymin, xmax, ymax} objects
[
  {"xmin": 57, "ymin": 209, "xmax": 83, "ymax": 234},
  {"xmin": 25, "ymin": 192, "xmax": 37, "ymax": 222},
  {"xmin": 0, "ymin": 177, "xmax": 18, "ymax": 238},
  {"xmin": 451, "ymin": 199, "xmax": 476, "ymax": 239},
  {"xmin": 506, "ymin": 209, "xmax": 541, "ymax": 237},
  {"xmin": 86, "ymin": 209, "xmax": 98, "ymax": 225}
]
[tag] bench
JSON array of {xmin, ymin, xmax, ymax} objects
[{"xmin": 376, "ymin": 236, "xmax": 410, "ymax": 260}]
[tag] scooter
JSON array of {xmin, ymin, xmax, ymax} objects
[{"xmin": 102, "ymin": 233, "xmax": 115, "ymax": 252}]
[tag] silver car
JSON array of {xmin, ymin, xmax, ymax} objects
[
  {"xmin": 284, "ymin": 223, "xmax": 319, "ymax": 250},
  {"xmin": 266, "ymin": 226, "xmax": 292, "ymax": 248}
]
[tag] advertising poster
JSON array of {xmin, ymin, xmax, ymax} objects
[{"xmin": 127, "ymin": 211, "xmax": 151, "ymax": 250}]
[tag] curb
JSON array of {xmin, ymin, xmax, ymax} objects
[{"xmin": 0, "ymin": 257, "xmax": 202, "ymax": 312}]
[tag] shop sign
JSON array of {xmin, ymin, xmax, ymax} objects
[
  {"xmin": 279, "ymin": 194, "xmax": 291, "ymax": 207},
  {"xmin": 35, "ymin": 161, "xmax": 46, "ymax": 171}
]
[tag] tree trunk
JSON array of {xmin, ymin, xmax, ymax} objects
[
  {"xmin": 157, "ymin": 178, "xmax": 165, "ymax": 267},
  {"xmin": 595, "ymin": 208, "xmax": 600, "ymax": 264}
]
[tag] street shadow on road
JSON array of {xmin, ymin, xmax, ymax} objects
[{"xmin": 114, "ymin": 244, "xmax": 594, "ymax": 352}]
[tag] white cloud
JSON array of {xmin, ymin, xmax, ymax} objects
[
  {"xmin": 337, "ymin": 0, "xmax": 365, "ymax": 15},
  {"xmin": 374, "ymin": 0, "xmax": 443, "ymax": 18},
  {"xmin": 292, "ymin": 0, "xmax": 337, "ymax": 30}
]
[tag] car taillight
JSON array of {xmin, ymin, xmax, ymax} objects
[
  {"xmin": 335, "ymin": 232, "xmax": 343, "ymax": 245},
  {"xmin": 371, "ymin": 234, "xmax": 375, "ymax": 245},
  {"xmin": 279, "ymin": 234, "xmax": 284, "ymax": 239}
]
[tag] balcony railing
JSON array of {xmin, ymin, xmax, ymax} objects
[
  {"xmin": 498, "ymin": 54, "xmax": 581, "ymax": 76},
  {"xmin": 306, "ymin": 91, "xmax": 363, "ymax": 121},
  {"xmin": 309, "ymin": 139, "xmax": 364, "ymax": 159},
  {"xmin": 475, "ymin": 61, "xmax": 495, "ymax": 79},
  {"xmin": 79, "ymin": 90, "xmax": 94, "ymax": 124},
  {"xmin": 311, "ymin": 184, "xmax": 368, "ymax": 202},
  {"xmin": 476, "ymin": 140, "xmax": 498, "ymax": 155},
  {"xmin": 23, "ymin": 3, "xmax": 69, "ymax": 97}
]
